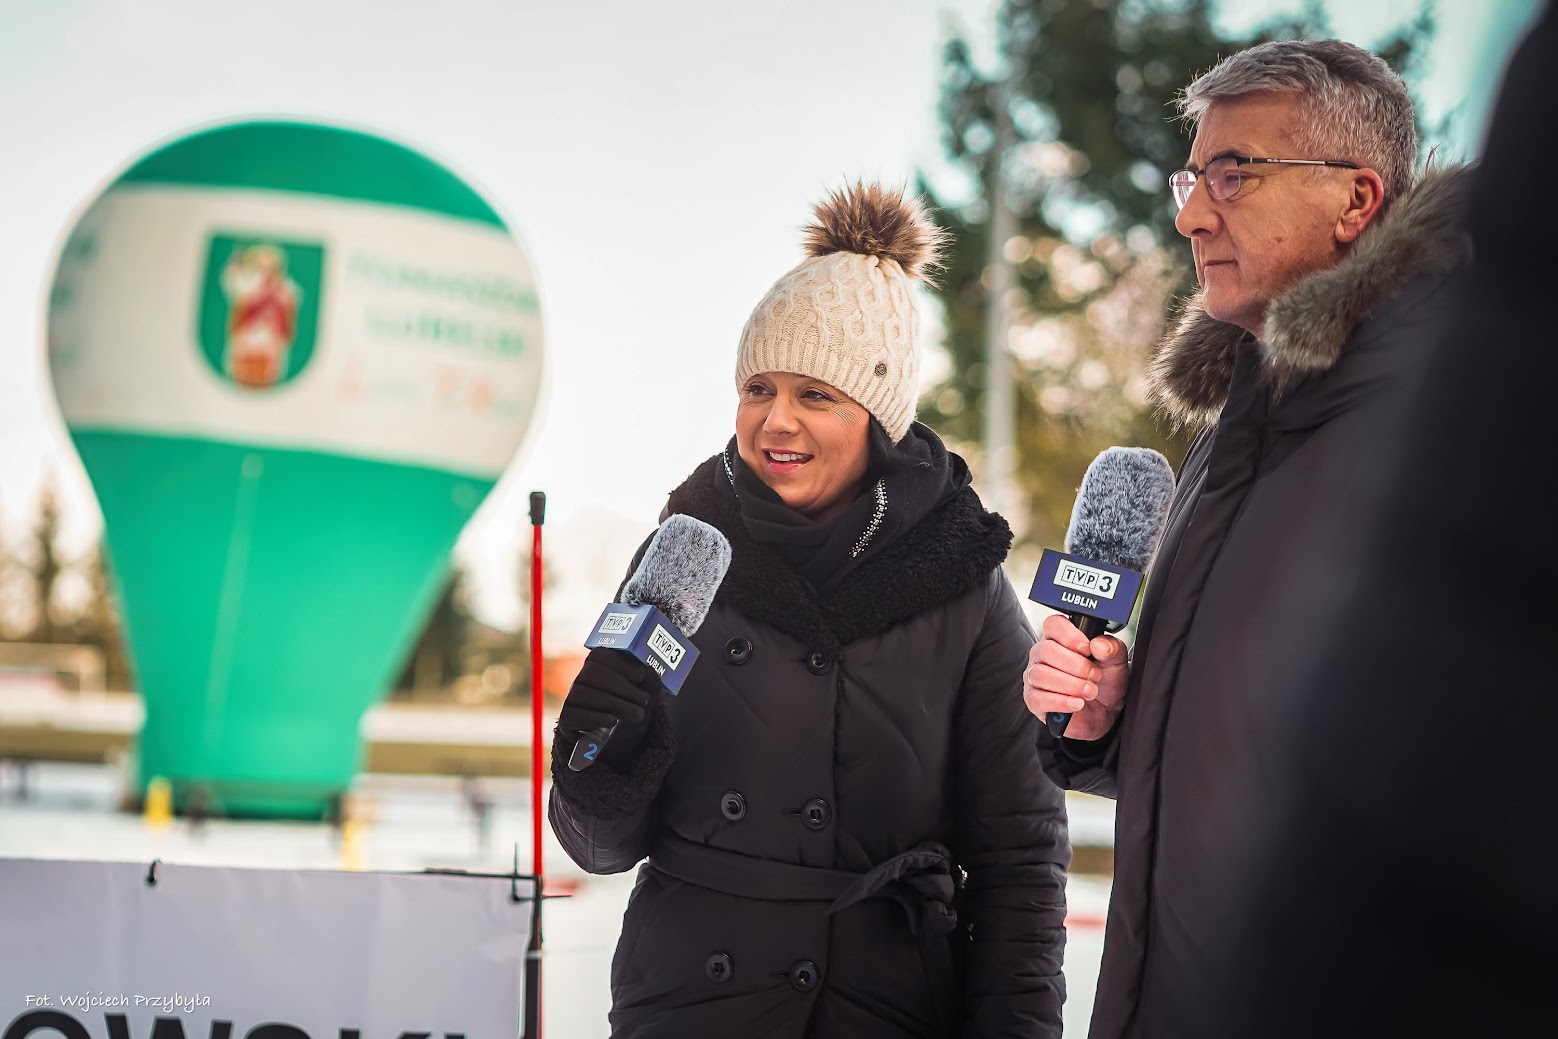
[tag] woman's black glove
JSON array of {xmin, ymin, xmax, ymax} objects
[{"xmin": 556, "ymin": 647, "xmax": 665, "ymax": 767}]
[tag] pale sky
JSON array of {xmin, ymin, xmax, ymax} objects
[{"xmin": 0, "ymin": 0, "xmax": 1538, "ymax": 647}]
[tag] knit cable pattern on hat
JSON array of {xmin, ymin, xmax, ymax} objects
[{"xmin": 734, "ymin": 183, "xmax": 946, "ymax": 443}]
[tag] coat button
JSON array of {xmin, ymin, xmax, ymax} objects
[
  {"xmin": 805, "ymin": 651, "xmax": 832, "ymax": 675},
  {"xmin": 720, "ymin": 791, "xmax": 747, "ymax": 821},
  {"xmin": 725, "ymin": 637, "xmax": 753, "ymax": 665},
  {"xmin": 788, "ymin": 959, "xmax": 820, "ymax": 992},
  {"xmin": 705, "ymin": 952, "xmax": 733, "ymax": 983},
  {"xmin": 801, "ymin": 798, "xmax": 832, "ymax": 830}
]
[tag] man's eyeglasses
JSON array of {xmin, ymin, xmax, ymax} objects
[{"xmin": 1169, "ymin": 155, "xmax": 1361, "ymax": 210}]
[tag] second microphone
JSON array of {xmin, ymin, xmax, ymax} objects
[{"xmin": 562, "ymin": 514, "xmax": 733, "ymax": 771}]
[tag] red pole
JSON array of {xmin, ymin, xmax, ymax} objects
[
  {"xmin": 529, "ymin": 491, "xmax": 546, "ymax": 879},
  {"xmin": 526, "ymin": 490, "xmax": 546, "ymax": 1039}
]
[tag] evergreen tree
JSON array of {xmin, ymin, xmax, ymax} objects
[
  {"xmin": 0, "ymin": 510, "xmax": 19, "ymax": 640},
  {"xmin": 26, "ymin": 476, "xmax": 64, "ymax": 643},
  {"xmin": 394, "ymin": 564, "xmax": 474, "ymax": 692},
  {"xmin": 70, "ymin": 539, "xmax": 134, "ymax": 689}
]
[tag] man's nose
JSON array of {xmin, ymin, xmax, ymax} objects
[{"xmin": 1174, "ymin": 178, "xmax": 1219, "ymax": 240}]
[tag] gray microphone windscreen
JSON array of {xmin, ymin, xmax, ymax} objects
[
  {"xmin": 1065, "ymin": 446, "xmax": 1177, "ymax": 573},
  {"xmin": 621, "ymin": 514, "xmax": 733, "ymax": 635}
]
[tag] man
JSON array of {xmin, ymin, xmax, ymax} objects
[
  {"xmin": 1023, "ymin": 40, "xmax": 1472, "ymax": 1038},
  {"xmin": 1202, "ymin": 6, "xmax": 1558, "ymax": 1036}
]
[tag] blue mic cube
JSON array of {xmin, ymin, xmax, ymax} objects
[
  {"xmin": 582, "ymin": 602, "xmax": 700, "ymax": 693},
  {"xmin": 1028, "ymin": 549, "xmax": 1146, "ymax": 631}
]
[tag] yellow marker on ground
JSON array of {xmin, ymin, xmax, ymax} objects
[
  {"xmin": 340, "ymin": 820, "xmax": 364, "ymax": 870},
  {"xmin": 143, "ymin": 776, "xmax": 172, "ymax": 830},
  {"xmin": 338, "ymin": 794, "xmax": 366, "ymax": 871}
]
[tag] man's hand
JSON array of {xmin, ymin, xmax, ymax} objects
[{"xmin": 1023, "ymin": 613, "xmax": 1130, "ymax": 741}]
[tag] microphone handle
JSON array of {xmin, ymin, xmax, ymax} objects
[
  {"xmin": 1045, "ymin": 612, "xmax": 1112, "ymax": 738},
  {"xmin": 567, "ymin": 721, "xmax": 620, "ymax": 771},
  {"xmin": 565, "ymin": 646, "xmax": 662, "ymax": 770}
]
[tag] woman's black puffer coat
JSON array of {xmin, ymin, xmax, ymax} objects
[{"xmin": 550, "ymin": 455, "xmax": 1070, "ymax": 1038}]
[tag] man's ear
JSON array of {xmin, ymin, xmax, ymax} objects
[{"xmin": 1336, "ymin": 168, "xmax": 1386, "ymax": 245}]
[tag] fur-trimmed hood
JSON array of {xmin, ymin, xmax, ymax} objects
[
  {"xmin": 659, "ymin": 456, "xmax": 1012, "ymax": 652},
  {"xmin": 1149, "ymin": 165, "xmax": 1475, "ymax": 428}
]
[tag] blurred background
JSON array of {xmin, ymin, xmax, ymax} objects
[{"xmin": 0, "ymin": 0, "xmax": 1540, "ymax": 1034}]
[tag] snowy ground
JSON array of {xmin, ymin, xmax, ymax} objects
[{"xmin": 0, "ymin": 761, "xmax": 1110, "ymax": 1037}]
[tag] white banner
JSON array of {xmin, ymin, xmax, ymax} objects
[{"xmin": 0, "ymin": 858, "xmax": 535, "ymax": 1039}]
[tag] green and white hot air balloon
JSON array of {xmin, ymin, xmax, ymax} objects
[{"xmin": 46, "ymin": 121, "xmax": 544, "ymax": 818}]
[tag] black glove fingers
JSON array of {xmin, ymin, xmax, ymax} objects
[
  {"xmin": 557, "ymin": 648, "xmax": 666, "ymax": 767},
  {"xmin": 589, "ymin": 646, "xmax": 663, "ymax": 690}
]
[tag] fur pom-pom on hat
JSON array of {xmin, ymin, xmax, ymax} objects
[
  {"xmin": 802, "ymin": 181, "xmax": 949, "ymax": 283},
  {"xmin": 736, "ymin": 181, "xmax": 945, "ymax": 443}
]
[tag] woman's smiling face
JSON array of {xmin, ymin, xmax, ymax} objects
[{"xmin": 735, "ymin": 371, "xmax": 871, "ymax": 522}]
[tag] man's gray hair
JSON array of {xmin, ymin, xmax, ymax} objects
[{"xmin": 1178, "ymin": 39, "xmax": 1418, "ymax": 206}]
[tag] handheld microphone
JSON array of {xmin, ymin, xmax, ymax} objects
[
  {"xmin": 567, "ymin": 513, "xmax": 732, "ymax": 770},
  {"xmin": 1030, "ymin": 446, "xmax": 1176, "ymax": 738}
]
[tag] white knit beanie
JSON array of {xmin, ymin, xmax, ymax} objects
[{"xmin": 735, "ymin": 182, "xmax": 947, "ymax": 443}]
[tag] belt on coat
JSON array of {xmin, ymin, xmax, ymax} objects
[{"xmin": 648, "ymin": 833, "xmax": 962, "ymax": 1030}]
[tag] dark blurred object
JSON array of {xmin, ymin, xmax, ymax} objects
[
  {"xmin": 462, "ymin": 773, "xmax": 494, "ymax": 853},
  {"xmin": 1205, "ymin": 5, "xmax": 1558, "ymax": 1036}
]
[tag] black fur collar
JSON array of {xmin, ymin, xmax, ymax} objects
[
  {"xmin": 1149, "ymin": 165, "xmax": 1475, "ymax": 429},
  {"xmin": 665, "ymin": 457, "xmax": 1012, "ymax": 652}
]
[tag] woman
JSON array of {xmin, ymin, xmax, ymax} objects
[{"xmin": 550, "ymin": 182, "xmax": 1068, "ymax": 1038}]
